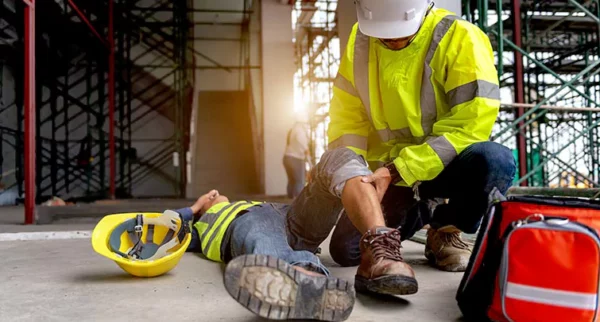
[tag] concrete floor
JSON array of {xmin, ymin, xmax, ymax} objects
[
  {"xmin": 0, "ymin": 206, "xmax": 101, "ymax": 233},
  {"xmin": 0, "ymin": 235, "xmax": 465, "ymax": 322}
]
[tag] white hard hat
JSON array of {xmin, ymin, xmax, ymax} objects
[{"xmin": 355, "ymin": 0, "xmax": 431, "ymax": 39}]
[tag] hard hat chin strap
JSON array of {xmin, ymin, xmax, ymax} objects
[
  {"xmin": 127, "ymin": 214, "xmax": 145, "ymax": 259},
  {"xmin": 124, "ymin": 212, "xmax": 190, "ymax": 261}
]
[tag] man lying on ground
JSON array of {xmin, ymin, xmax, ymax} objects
[{"xmin": 175, "ymin": 190, "xmax": 355, "ymax": 322}]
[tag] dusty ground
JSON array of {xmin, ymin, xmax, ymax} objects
[
  {"xmin": 0, "ymin": 239, "xmax": 464, "ymax": 321},
  {"xmin": 0, "ymin": 205, "xmax": 466, "ymax": 321}
]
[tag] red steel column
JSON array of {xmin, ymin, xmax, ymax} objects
[
  {"xmin": 24, "ymin": 0, "xmax": 35, "ymax": 224},
  {"xmin": 108, "ymin": 0, "xmax": 116, "ymax": 198},
  {"xmin": 511, "ymin": 0, "xmax": 528, "ymax": 186}
]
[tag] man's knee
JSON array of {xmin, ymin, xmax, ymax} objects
[
  {"xmin": 469, "ymin": 142, "xmax": 515, "ymax": 174},
  {"xmin": 467, "ymin": 142, "xmax": 516, "ymax": 191},
  {"xmin": 312, "ymin": 148, "xmax": 372, "ymax": 198}
]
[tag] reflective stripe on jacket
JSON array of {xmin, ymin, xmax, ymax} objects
[
  {"xmin": 328, "ymin": 8, "xmax": 500, "ymax": 186},
  {"xmin": 193, "ymin": 201, "xmax": 262, "ymax": 262}
]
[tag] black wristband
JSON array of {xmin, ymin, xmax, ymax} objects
[{"xmin": 384, "ymin": 161, "xmax": 401, "ymax": 184}]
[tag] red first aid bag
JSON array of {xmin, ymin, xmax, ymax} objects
[{"xmin": 457, "ymin": 195, "xmax": 600, "ymax": 322}]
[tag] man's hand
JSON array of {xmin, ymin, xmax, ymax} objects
[
  {"xmin": 190, "ymin": 190, "xmax": 219, "ymax": 216},
  {"xmin": 361, "ymin": 167, "xmax": 392, "ymax": 202}
]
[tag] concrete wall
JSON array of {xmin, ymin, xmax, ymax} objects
[
  {"xmin": 188, "ymin": 0, "xmax": 292, "ymax": 196},
  {"xmin": 193, "ymin": 24, "xmax": 246, "ymax": 91},
  {"xmin": 192, "ymin": 0, "xmax": 261, "ymax": 92},
  {"xmin": 191, "ymin": 91, "xmax": 258, "ymax": 197},
  {"xmin": 261, "ymin": 0, "xmax": 295, "ymax": 196},
  {"xmin": 187, "ymin": 0, "xmax": 264, "ymax": 197}
]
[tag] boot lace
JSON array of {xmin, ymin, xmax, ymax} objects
[
  {"xmin": 439, "ymin": 230, "xmax": 469, "ymax": 250},
  {"xmin": 364, "ymin": 229, "xmax": 404, "ymax": 261}
]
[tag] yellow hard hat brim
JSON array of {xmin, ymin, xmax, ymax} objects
[{"xmin": 92, "ymin": 213, "xmax": 191, "ymax": 277}]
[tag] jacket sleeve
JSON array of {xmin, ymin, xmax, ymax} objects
[
  {"xmin": 393, "ymin": 21, "xmax": 500, "ymax": 186},
  {"xmin": 327, "ymin": 26, "xmax": 371, "ymax": 159}
]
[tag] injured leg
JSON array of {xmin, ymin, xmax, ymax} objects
[
  {"xmin": 224, "ymin": 254, "xmax": 355, "ymax": 321},
  {"xmin": 333, "ymin": 158, "xmax": 419, "ymax": 296},
  {"xmin": 340, "ymin": 176, "xmax": 386, "ymax": 233}
]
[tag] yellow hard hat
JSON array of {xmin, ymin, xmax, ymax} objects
[{"xmin": 91, "ymin": 210, "xmax": 191, "ymax": 277}]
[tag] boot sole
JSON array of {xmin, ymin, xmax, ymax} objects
[
  {"xmin": 224, "ymin": 254, "xmax": 355, "ymax": 321},
  {"xmin": 425, "ymin": 250, "xmax": 468, "ymax": 272},
  {"xmin": 354, "ymin": 274, "xmax": 418, "ymax": 295}
]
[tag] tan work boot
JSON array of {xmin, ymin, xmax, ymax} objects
[
  {"xmin": 355, "ymin": 227, "xmax": 418, "ymax": 295},
  {"xmin": 425, "ymin": 225, "xmax": 472, "ymax": 272}
]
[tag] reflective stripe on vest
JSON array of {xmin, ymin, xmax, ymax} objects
[
  {"xmin": 328, "ymin": 134, "xmax": 368, "ymax": 151},
  {"xmin": 420, "ymin": 15, "xmax": 459, "ymax": 136},
  {"xmin": 194, "ymin": 201, "xmax": 261, "ymax": 262},
  {"xmin": 334, "ymin": 73, "xmax": 359, "ymax": 97},
  {"xmin": 420, "ymin": 15, "xmax": 460, "ymax": 165}
]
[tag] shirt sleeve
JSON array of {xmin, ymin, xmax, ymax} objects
[{"xmin": 174, "ymin": 207, "xmax": 194, "ymax": 222}]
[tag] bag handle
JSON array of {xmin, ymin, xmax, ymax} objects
[{"xmin": 512, "ymin": 214, "xmax": 571, "ymax": 229}]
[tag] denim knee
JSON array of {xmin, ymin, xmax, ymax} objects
[
  {"xmin": 313, "ymin": 148, "xmax": 372, "ymax": 198},
  {"xmin": 467, "ymin": 142, "xmax": 516, "ymax": 193}
]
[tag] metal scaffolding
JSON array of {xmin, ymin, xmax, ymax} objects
[
  {"xmin": 293, "ymin": 0, "xmax": 600, "ymax": 188},
  {"xmin": 293, "ymin": 0, "xmax": 339, "ymax": 164},
  {"xmin": 0, "ymin": 0, "xmax": 195, "ymax": 222},
  {"xmin": 0, "ymin": 0, "xmax": 261, "ymax": 223},
  {"xmin": 123, "ymin": 0, "xmax": 194, "ymax": 198},
  {"xmin": 466, "ymin": 0, "xmax": 600, "ymax": 188}
]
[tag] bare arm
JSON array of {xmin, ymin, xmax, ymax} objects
[
  {"xmin": 190, "ymin": 190, "xmax": 225, "ymax": 216},
  {"xmin": 341, "ymin": 177, "xmax": 386, "ymax": 234}
]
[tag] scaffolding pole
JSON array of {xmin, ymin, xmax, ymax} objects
[
  {"xmin": 511, "ymin": 0, "xmax": 528, "ymax": 186},
  {"xmin": 23, "ymin": 0, "xmax": 35, "ymax": 224},
  {"xmin": 108, "ymin": 0, "xmax": 115, "ymax": 198},
  {"xmin": 470, "ymin": 0, "xmax": 600, "ymax": 188}
]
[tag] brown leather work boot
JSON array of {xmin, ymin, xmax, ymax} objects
[
  {"xmin": 355, "ymin": 227, "xmax": 418, "ymax": 295},
  {"xmin": 425, "ymin": 225, "xmax": 472, "ymax": 272}
]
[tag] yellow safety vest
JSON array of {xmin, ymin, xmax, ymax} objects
[
  {"xmin": 328, "ymin": 8, "xmax": 500, "ymax": 186},
  {"xmin": 193, "ymin": 201, "xmax": 262, "ymax": 262}
]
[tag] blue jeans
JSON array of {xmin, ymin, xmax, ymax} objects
[
  {"xmin": 188, "ymin": 203, "xmax": 330, "ymax": 275},
  {"xmin": 283, "ymin": 155, "xmax": 305, "ymax": 198},
  {"xmin": 285, "ymin": 141, "xmax": 516, "ymax": 267}
]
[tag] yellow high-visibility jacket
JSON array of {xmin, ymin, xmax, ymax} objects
[{"xmin": 328, "ymin": 8, "xmax": 500, "ymax": 186}]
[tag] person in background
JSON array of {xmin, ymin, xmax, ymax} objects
[
  {"xmin": 0, "ymin": 182, "xmax": 18, "ymax": 206},
  {"xmin": 283, "ymin": 120, "xmax": 311, "ymax": 198}
]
